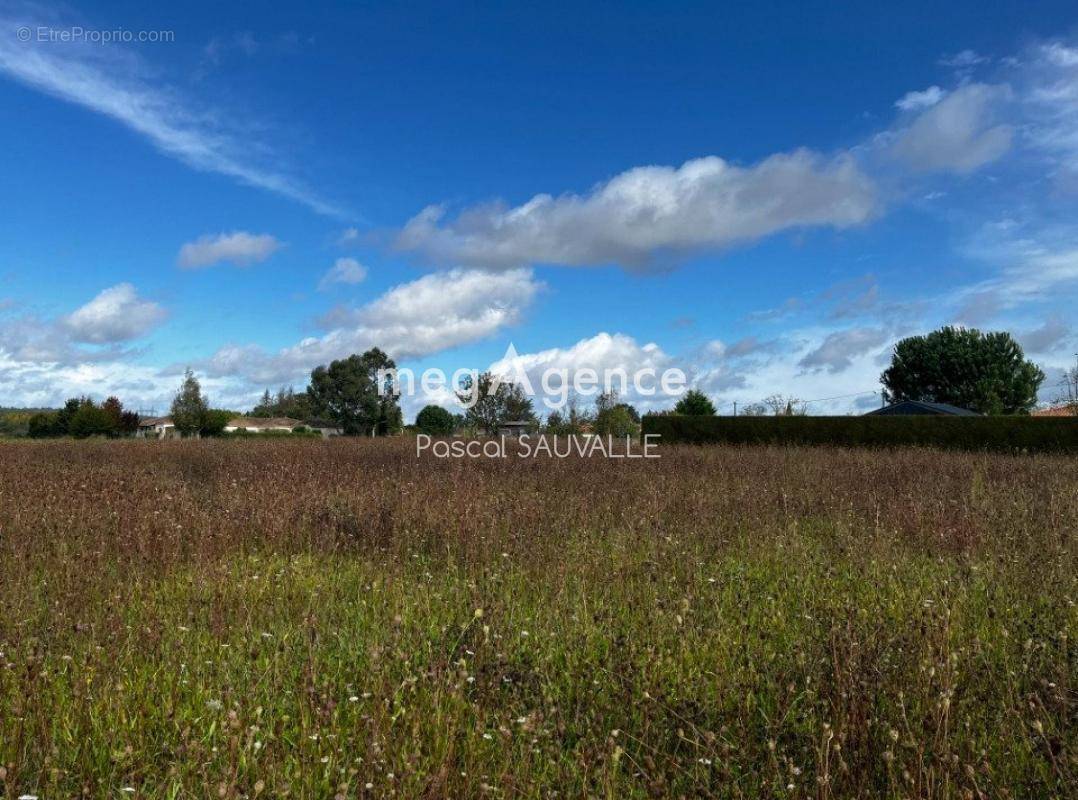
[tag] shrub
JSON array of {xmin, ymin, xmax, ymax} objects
[
  {"xmin": 200, "ymin": 409, "xmax": 234, "ymax": 437},
  {"xmin": 415, "ymin": 404, "xmax": 456, "ymax": 436},
  {"xmin": 28, "ymin": 411, "xmax": 64, "ymax": 438},
  {"xmin": 642, "ymin": 413, "xmax": 1078, "ymax": 453},
  {"xmin": 673, "ymin": 389, "xmax": 715, "ymax": 415},
  {"xmin": 67, "ymin": 402, "xmax": 115, "ymax": 438}
]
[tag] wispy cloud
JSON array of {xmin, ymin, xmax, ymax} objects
[
  {"xmin": 887, "ymin": 83, "xmax": 1013, "ymax": 173},
  {"xmin": 0, "ymin": 4, "xmax": 343, "ymax": 217},
  {"xmin": 895, "ymin": 85, "xmax": 946, "ymax": 111},
  {"xmin": 317, "ymin": 257, "xmax": 367, "ymax": 290},
  {"xmin": 939, "ymin": 50, "xmax": 990, "ymax": 69}
]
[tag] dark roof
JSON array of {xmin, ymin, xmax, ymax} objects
[
  {"xmin": 139, "ymin": 416, "xmax": 173, "ymax": 426},
  {"xmin": 865, "ymin": 400, "xmax": 980, "ymax": 416}
]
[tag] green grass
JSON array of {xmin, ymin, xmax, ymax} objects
[{"xmin": 0, "ymin": 440, "xmax": 1074, "ymax": 798}]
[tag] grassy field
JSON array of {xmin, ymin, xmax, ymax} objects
[{"xmin": 0, "ymin": 440, "xmax": 1074, "ymax": 798}]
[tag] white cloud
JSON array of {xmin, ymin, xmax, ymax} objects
[
  {"xmin": 318, "ymin": 258, "xmax": 368, "ymax": 290},
  {"xmin": 895, "ymin": 85, "xmax": 946, "ymax": 111},
  {"xmin": 63, "ymin": 283, "xmax": 166, "ymax": 343},
  {"xmin": 0, "ymin": 282, "xmax": 165, "ymax": 367},
  {"xmin": 202, "ymin": 268, "xmax": 542, "ymax": 385},
  {"xmin": 396, "ymin": 151, "xmax": 877, "ymax": 270},
  {"xmin": 177, "ymin": 232, "xmax": 282, "ymax": 269},
  {"xmin": 0, "ymin": 6, "xmax": 341, "ymax": 217},
  {"xmin": 889, "ymin": 83, "xmax": 1013, "ymax": 173}
]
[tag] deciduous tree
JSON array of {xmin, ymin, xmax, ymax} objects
[{"xmin": 457, "ymin": 372, "xmax": 536, "ymax": 435}]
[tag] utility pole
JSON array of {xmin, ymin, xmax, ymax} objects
[{"xmin": 733, "ymin": 401, "xmax": 737, "ymax": 417}]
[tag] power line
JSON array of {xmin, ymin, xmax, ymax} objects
[
  {"xmin": 715, "ymin": 388, "xmax": 879, "ymax": 410},
  {"xmin": 800, "ymin": 389, "xmax": 879, "ymax": 405}
]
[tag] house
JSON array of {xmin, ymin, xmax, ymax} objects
[
  {"xmin": 136, "ymin": 416, "xmax": 177, "ymax": 439},
  {"xmin": 1032, "ymin": 404, "xmax": 1077, "ymax": 417},
  {"xmin": 865, "ymin": 400, "xmax": 980, "ymax": 416},
  {"xmin": 223, "ymin": 417, "xmax": 304, "ymax": 433},
  {"xmin": 497, "ymin": 420, "xmax": 534, "ymax": 437}
]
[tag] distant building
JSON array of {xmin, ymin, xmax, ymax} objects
[
  {"xmin": 137, "ymin": 416, "xmax": 177, "ymax": 439},
  {"xmin": 223, "ymin": 417, "xmax": 303, "ymax": 433},
  {"xmin": 304, "ymin": 419, "xmax": 345, "ymax": 438},
  {"xmin": 497, "ymin": 420, "xmax": 533, "ymax": 437},
  {"xmin": 865, "ymin": 400, "xmax": 980, "ymax": 416}
]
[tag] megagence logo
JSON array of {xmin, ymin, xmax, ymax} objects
[{"xmin": 379, "ymin": 343, "xmax": 687, "ymax": 411}]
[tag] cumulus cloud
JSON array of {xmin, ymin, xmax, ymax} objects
[
  {"xmin": 0, "ymin": 282, "xmax": 165, "ymax": 367},
  {"xmin": 202, "ymin": 268, "xmax": 542, "ymax": 385},
  {"xmin": 798, "ymin": 327, "xmax": 890, "ymax": 373},
  {"xmin": 177, "ymin": 232, "xmax": 282, "ymax": 269},
  {"xmin": 0, "ymin": 6, "xmax": 342, "ymax": 217},
  {"xmin": 396, "ymin": 151, "xmax": 877, "ymax": 271},
  {"xmin": 895, "ymin": 85, "xmax": 946, "ymax": 111},
  {"xmin": 889, "ymin": 83, "xmax": 1013, "ymax": 173},
  {"xmin": 1, "ymin": 314, "xmax": 92, "ymax": 365},
  {"xmin": 318, "ymin": 258, "xmax": 368, "ymax": 290},
  {"xmin": 63, "ymin": 283, "xmax": 167, "ymax": 343}
]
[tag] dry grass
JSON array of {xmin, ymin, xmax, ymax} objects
[{"xmin": 0, "ymin": 439, "xmax": 1074, "ymax": 798}]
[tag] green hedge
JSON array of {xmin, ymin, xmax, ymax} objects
[{"xmin": 641, "ymin": 414, "xmax": 1078, "ymax": 453}]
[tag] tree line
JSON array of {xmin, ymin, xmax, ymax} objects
[
  {"xmin": 655, "ymin": 327, "xmax": 1052, "ymax": 418},
  {"xmin": 8, "ymin": 326, "xmax": 1066, "ymax": 439},
  {"xmin": 28, "ymin": 396, "xmax": 141, "ymax": 438}
]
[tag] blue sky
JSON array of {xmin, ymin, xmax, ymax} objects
[{"xmin": 1, "ymin": 0, "xmax": 1077, "ymax": 417}]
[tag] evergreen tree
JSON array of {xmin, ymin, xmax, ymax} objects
[{"xmin": 171, "ymin": 369, "xmax": 208, "ymax": 437}]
